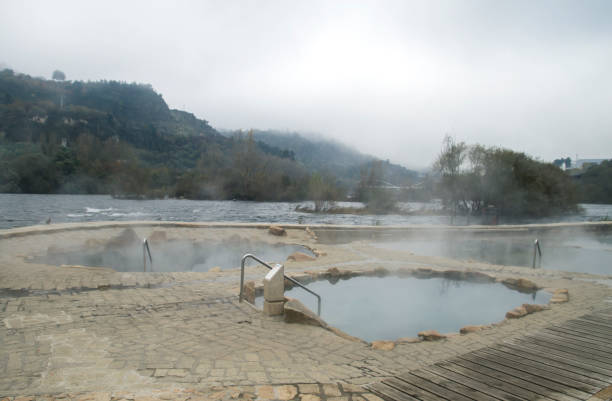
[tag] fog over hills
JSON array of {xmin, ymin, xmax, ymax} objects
[{"xmin": 0, "ymin": 70, "xmax": 417, "ymax": 197}]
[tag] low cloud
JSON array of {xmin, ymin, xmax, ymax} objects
[{"xmin": 1, "ymin": 0, "xmax": 611, "ymax": 168}]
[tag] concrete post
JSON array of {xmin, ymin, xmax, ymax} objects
[{"xmin": 263, "ymin": 264, "xmax": 285, "ymax": 316}]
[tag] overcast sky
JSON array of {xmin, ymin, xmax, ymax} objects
[{"xmin": 1, "ymin": 0, "xmax": 611, "ymax": 168}]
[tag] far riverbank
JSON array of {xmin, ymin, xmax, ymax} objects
[{"xmin": 0, "ymin": 193, "xmax": 610, "ymax": 230}]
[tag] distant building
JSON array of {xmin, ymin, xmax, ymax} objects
[{"xmin": 572, "ymin": 159, "xmax": 608, "ymax": 169}]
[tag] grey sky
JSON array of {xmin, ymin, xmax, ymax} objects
[{"xmin": 1, "ymin": 0, "xmax": 611, "ymax": 168}]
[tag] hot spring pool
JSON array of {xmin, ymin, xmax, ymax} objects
[
  {"xmin": 33, "ymin": 238, "xmax": 314, "ymax": 272},
  {"xmin": 267, "ymin": 275, "xmax": 551, "ymax": 342},
  {"xmin": 372, "ymin": 233, "xmax": 612, "ymax": 276}
]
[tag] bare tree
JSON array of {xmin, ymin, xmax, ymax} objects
[{"xmin": 434, "ymin": 135, "xmax": 467, "ymax": 223}]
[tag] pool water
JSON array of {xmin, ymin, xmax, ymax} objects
[
  {"xmin": 282, "ymin": 276, "xmax": 551, "ymax": 342},
  {"xmin": 372, "ymin": 234, "xmax": 612, "ymax": 276},
  {"xmin": 33, "ymin": 239, "xmax": 314, "ymax": 272}
]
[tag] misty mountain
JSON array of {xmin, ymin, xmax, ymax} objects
[
  {"xmin": 0, "ymin": 69, "xmax": 418, "ymax": 199},
  {"xmin": 225, "ymin": 129, "xmax": 419, "ymax": 188},
  {"xmin": 0, "ymin": 69, "xmax": 416, "ymax": 185}
]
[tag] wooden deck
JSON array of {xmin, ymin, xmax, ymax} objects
[{"xmin": 368, "ymin": 308, "xmax": 612, "ymax": 401}]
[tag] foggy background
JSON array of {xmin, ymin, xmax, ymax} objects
[{"xmin": 1, "ymin": 0, "xmax": 611, "ymax": 169}]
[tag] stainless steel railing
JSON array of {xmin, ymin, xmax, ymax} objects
[
  {"xmin": 532, "ymin": 239, "xmax": 542, "ymax": 268},
  {"xmin": 239, "ymin": 253, "xmax": 321, "ymax": 316},
  {"xmin": 143, "ymin": 238, "xmax": 153, "ymax": 272}
]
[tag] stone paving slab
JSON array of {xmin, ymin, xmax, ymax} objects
[
  {"xmin": 1, "ymin": 222, "xmax": 611, "ymax": 398},
  {"xmin": 0, "ymin": 383, "xmax": 386, "ymax": 401}
]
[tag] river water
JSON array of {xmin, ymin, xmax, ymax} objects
[{"xmin": 0, "ymin": 194, "xmax": 611, "ymax": 230}]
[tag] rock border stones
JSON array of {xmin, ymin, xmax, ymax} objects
[
  {"xmin": 268, "ymin": 226, "xmax": 286, "ymax": 236},
  {"xmin": 246, "ymin": 265, "xmax": 567, "ymax": 350}
]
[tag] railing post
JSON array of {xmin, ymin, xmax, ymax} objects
[
  {"xmin": 239, "ymin": 253, "xmax": 321, "ymax": 316},
  {"xmin": 239, "ymin": 254, "xmax": 249, "ymax": 303},
  {"xmin": 143, "ymin": 238, "xmax": 153, "ymax": 272},
  {"xmin": 143, "ymin": 238, "xmax": 147, "ymax": 272},
  {"xmin": 532, "ymin": 239, "xmax": 542, "ymax": 268},
  {"xmin": 263, "ymin": 264, "xmax": 285, "ymax": 315}
]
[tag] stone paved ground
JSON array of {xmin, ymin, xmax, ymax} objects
[
  {"xmin": 0, "ymin": 382, "xmax": 385, "ymax": 401},
  {"xmin": 1, "ymin": 222, "xmax": 611, "ymax": 399}
]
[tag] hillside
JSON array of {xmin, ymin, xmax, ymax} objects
[
  {"xmin": 0, "ymin": 69, "xmax": 420, "ymax": 202},
  {"xmin": 229, "ymin": 129, "xmax": 419, "ymax": 188},
  {"xmin": 0, "ymin": 70, "xmax": 300, "ymax": 198},
  {"xmin": 0, "ymin": 69, "xmax": 223, "ymax": 150}
]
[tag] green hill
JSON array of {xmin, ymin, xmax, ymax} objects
[
  {"xmin": 0, "ymin": 70, "xmax": 302, "ymax": 198},
  {"xmin": 0, "ymin": 69, "xmax": 419, "ymax": 202},
  {"xmin": 228, "ymin": 129, "xmax": 420, "ymax": 189}
]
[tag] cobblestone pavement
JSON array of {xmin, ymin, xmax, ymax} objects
[
  {"xmin": 1, "ymin": 222, "xmax": 611, "ymax": 399},
  {"xmin": 0, "ymin": 382, "xmax": 385, "ymax": 401}
]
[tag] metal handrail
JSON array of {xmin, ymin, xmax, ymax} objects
[
  {"xmin": 532, "ymin": 239, "xmax": 542, "ymax": 268},
  {"xmin": 143, "ymin": 238, "xmax": 153, "ymax": 272},
  {"xmin": 239, "ymin": 253, "xmax": 321, "ymax": 316}
]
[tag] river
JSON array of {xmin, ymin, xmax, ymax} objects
[{"xmin": 0, "ymin": 194, "xmax": 610, "ymax": 230}]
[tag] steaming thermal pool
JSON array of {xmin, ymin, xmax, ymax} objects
[
  {"xmin": 371, "ymin": 234, "xmax": 612, "ymax": 275},
  {"xmin": 269, "ymin": 276, "xmax": 551, "ymax": 342},
  {"xmin": 33, "ymin": 239, "xmax": 314, "ymax": 272}
]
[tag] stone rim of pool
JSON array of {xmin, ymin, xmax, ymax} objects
[{"xmin": 251, "ymin": 266, "xmax": 569, "ymax": 345}]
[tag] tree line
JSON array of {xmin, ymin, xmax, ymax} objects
[
  {"xmin": 433, "ymin": 136, "xmax": 579, "ymax": 220},
  {"xmin": 0, "ymin": 69, "xmax": 350, "ymax": 200},
  {"xmin": 574, "ymin": 160, "xmax": 612, "ymax": 204},
  {"xmin": 1, "ymin": 69, "xmax": 608, "ymax": 213}
]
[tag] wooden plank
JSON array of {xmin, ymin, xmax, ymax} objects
[
  {"xmin": 448, "ymin": 358, "xmax": 581, "ymax": 401},
  {"xmin": 500, "ymin": 341, "xmax": 612, "ymax": 376},
  {"xmin": 539, "ymin": 328, "xmax": 612, "ymax": 351},
  {"xmin": 458, "ymin": 353, "xmax": 592, "ymax": 399},
  {"xmin": 495, "ymin": 343, "xmax": 612, "ymax": 383},
  {"xmin": 564, "ymin": 318, "xmax": 612, "ymax": 334},
  {"xmin": 565, "ymin": 321, "xmax": 612, "ymax": 336},
  {"xmin": 529, "ymin": 334, "xmax": 612, "ymax": 359},
  {"xmin": 573, "ymin": 316, "xmax": 612, "ymax": 330},
  {"xmin": 506, "ymin": 338, "xmax": 612, "ymax": 371},
  {"xmin": 471, "ymin": 349, "xmax": 601, "ymax": 394},
  {"xmin": 368, "ymin": 382, "xmax": 420, "ymax": 401},
  {"xmin": 549, "ymin": 322, "xmax": 612, "ymax": 340},
  {"xmin": 424, "ymin": 364, "xmax": 543, "ymax": 401},
  {"xmin": 582, "ymin": 312, "xmax": 612, "ymax": 322},
  {"xmin": 395, "ymin": 372, "xmax": 476, "ymax": 401},
  {"xmin": 523, "ymin": 333, "xmax": 612, "ymax": 361},
  {"xmin": 537, "ymin": 326, "xmax": 612, "ymax": 347},
  {"xmin": 591, "ymin": 384, "xmax": 612, "ymax": 400},
  {"xmin": 572, "ymin": 313, "xmax": 612, "ymax": 321},
  {"xmin": 542, "ymin": 327, "xmax": 612, "ymax": 350},
  {"xmin": 410, "ymin": 367, "xmax": 497, "ymax": 401},
  {"xmin": 383, "ymin": 377, "xmax": 445, "ymax": 401},
  {"xmin": 565, "ymin": 316, "xmax": 612, "ymax": 331},
  {"xmin": 372, "ymin": 310, "xmax": 612, "ymax": 401},
  {"xmin": 548, "ymin": 323, "xmax": 612, "ymax": 342},
  {"xmin": 477, "ymin": 347, "xmax": 609, "ymax": 388},
  {"xmin": 520, "ymin": 335, "xmax": 612, "ymax": 364},
  {"xmin": 551, "ymin": 322, "xmax": 612, "ymax": 338}
]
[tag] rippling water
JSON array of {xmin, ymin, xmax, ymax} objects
[{"xmin": 0, "ymin": 194, "xmax": 610, "ymax": 229}]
